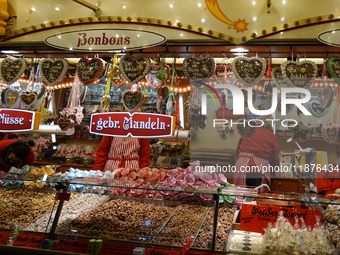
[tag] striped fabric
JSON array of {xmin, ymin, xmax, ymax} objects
[
  {"xmin": 103, "ymin": 137, "xmax": 140, "ymax": 172},
  {"xmin": 234, "ymin": 152, "xmax": 270, "ymax": 193}
]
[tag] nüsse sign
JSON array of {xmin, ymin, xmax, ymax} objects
[
  {"xmin": 45, "ymin": 29, "xmax": 166, "ymax": 51},
  {"xmin": 0, "ymin": 109, "xmax": 35, "ymax": 132},
  {"xmin": 90, "ymin": 112, "xmax": 174, "ymax": 138}
]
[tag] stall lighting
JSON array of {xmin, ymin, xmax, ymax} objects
[
  {"xmin": 170, "ymin": 4, "xmax": 173, "ymax": 8},
  {"xmin": 281, "ymin": 17, "xmax": 285, "ymax": 21},
  {"xmin": 198, "ymin": 3, "xmax": 201, "ymax": 7},
  {"xmin": 1, "ymin": 50, "xmax": 20, "ymax": 54},
  {"xmin": 252, "ymin": 1, "xmax": 256, "ymax": 5},
  {"xmin": 69, "ymin": 48, "xmax": 73, "ymax": 50},
  {"xmin": 201, "ymin": 18, "xmax": 205, "ymax": 23},
  {"xmin": 282, "ymin": 0, "xmax": 286, "ymax": 4},
  {"xmin": 31, "ymin": 7, "xmax": 36, "ymax": 11},
  {"xmin": 137, "ymin": 34, "xmax": 140, "ymax": 37},
  {"xmin": 253, "ymin": 17, "xmax": 257, "ymax": 21},
  {"xmin": 55, "ymin": 7, "xmax": 60, "ymax": 11},
  {"xmin": 123, "ymin": 5, "xmax": 126, "ymax": 9},
  {"xmin": 230, "ymin": 47, "xmax": 249, "ymax": 53},
  {"xmin": 180, "ymin": 33, "xmax": 183, "ymax": 36}
]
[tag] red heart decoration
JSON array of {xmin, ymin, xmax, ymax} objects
[
  {"xmin": 145, "ymin": 64, "xmax": 170, "ymax": 89},
  {"xmin": 77, "ymin": 57, "xmax": 105, "ymax": 86},
  {"xmin": 122, "ymin": 90, "xmax": 145, "ymax": 112},
  {"xmin": 19, "ymin": 92, "xmax": 37, "ymax": 106},
  {"xmin": 214, "ymin": 65, "xmax": 227, "ymax": 84},
  {"xmin": 111, "ymin": 69, "xmax": 126, "ymax": 88},
  {"xmin": 57, "ymin": 118, "xmax": 75, "ymax": 131}
]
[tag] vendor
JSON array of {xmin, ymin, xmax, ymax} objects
[
  {"xmin": 0, "ymin": 140, "xmax": 35, "ymax": 172},
  {"xmin": 93, "ymin": 137, "xmax": 150, "ymax": 171},
  {"xmin": 233, "ymin": 115, "xmax": 280, "ymax": 192}
]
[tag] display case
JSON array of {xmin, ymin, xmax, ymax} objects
[{"xmin": 0, "ymin": 172, "xmax": 339, "ymax": 255}]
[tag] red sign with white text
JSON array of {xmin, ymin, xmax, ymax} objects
[
  {"xmin": 240, "ymin": 204, "xmax": 321, "ymax": 234},
  {"xmin": 90, "ymin": 112, "xmax": 174, "ymax": 138},
  {"xmin": 0, "ymin": 109, "xmax": 35, "ymax": 132}
]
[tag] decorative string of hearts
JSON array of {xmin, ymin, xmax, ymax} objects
[
  {"xmin": 77, "ymin": 57, "xmax": 105, "ymax": 85},
  {"xmin": 119, "ymin": 55, "xmax": 151, "ymax": 84},
  {"xmin": 232, "ymin": 57, "xmax": 267, "ymax": 87},
  {"xmin": 310, "ymin": 101, "xmax": 328, "ymax": 117},
  {"xmin": 183, "ymin": 56, "xmax": 216, "ymax": 87},
  {"xmin": 39, "ymin": 58, "xmax": 68, "ymax": 86},
  {"xmin": 317, "ymin": 86, "xmax": 333, "ymax": 109},
  {"xmin": 145, "ymin": 64, "xmax": 170, "ymax": 89},
  {"xmin": 1, "ymin": 88, "xmax": 19, "ymax": 108},
  {"xmin": 327, "ymin": 57, "xmax": 340, "ymax": 85},
  {"xmin": 0, "ymin": 57, "xmax": 27, "ymax": 85},
  {"xmin": 281, "ymin": 60, "xmax": 317, "ymax": 88}
]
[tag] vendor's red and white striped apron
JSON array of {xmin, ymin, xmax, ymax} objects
[
  {"xmin": 103, "ymin": 137, "xmax": 140, "ymax": 172},
  {"xmin": 234, "ymin": 152, "xmax": 271, "ymax": 193}
]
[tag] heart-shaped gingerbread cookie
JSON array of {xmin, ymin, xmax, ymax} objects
[
  {"xmin": 111, "ymin": 68, "xmax": 126, "ymax": 88},
  {"xmin": 119, "ymin": 55, "xmax": 151, "ymax": 84},
  {"xmin": 77, "ymin": 57, "xmax": 105, "ymax": 85},
  {"xmin": 1, "ymin": 88, "xmax": 19, "ymax": 108},
  {"xmin": 310, "ymin": 101, "xmax": 328, "ymax": 117},
  {"xmin": 19, "ymin": 92, "xmax": 37, "ymax": 106},
  {"xmin": 317, "ymin": 86, "xmax": 333, "ymax": 109},
  {"xmin": 214, "ymin": 65, "xmax": 227, "ymax": 84},
  {"xmin": 322, "ymin": 125, "xmax": 339, "ymax": 144},
  {"xmin": 327, "ymin": 57, "xmax": 340, "ymax": 85},
  {"xmin": 183, "ymin": 56, "xmax": 216, "ymax": 87},
  {"xmin": 145, "ymin": 64, "xmax": 170, "ymax": 89},
  {"xmin": 236, "ymin": 120, "xmax": 257, "ymax": 139},
  {"xmin": 39, "ymin": 58, "xmax": 68, "ymax": 86},
  {"xmin": 272, "ymin": 67, "xmax": 290, "ymax": 90},
  {"xmin": 0, "ymin": 57, "xmax": 27, "ymax": 85},
  {"xmin": 281, "ymin": 60, "xmax": 317, "ymax": 88},
  {"xmin": 122, "ymin": 90, "xmax": 145, "ymax": 112},
  {"xmin": 232, "ymin": 57, "xmax": 267, "ymax": 87},
  {"xmin": 57, "ymin": 118, "xmax": 75, "ymax": 131}
]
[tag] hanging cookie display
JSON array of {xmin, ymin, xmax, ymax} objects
[
  {"xmin": 232, "ymin": 56, "xmax": 266, "ymax": 87},
  {"xmin": 214, "ymin": 65, "xmax": 227, "ymax": 84},
  {"xmin": 19, "ymin": 68, "xmax": 37, "ymax": 107},
  {"xmin": 327, "ymin": 56, "xmax": 340, "ymax": 85},
  {"xmin": 288, "ymin": 121, "xmax": 312, "ymax": 142},
  {"xmin": 317, "ymin": 86, "xmax": 333, "ymax": 109},
  {"xmin": 1, "ymin": 87, "xmax": 19, "ymax": 108},
  {"xmin": 310, "ymin": 101, "xmax": 328, "ymax": 117},
  {"xmin": 145, "ymin": 64, "xmax": 170, "ymax": 89},
  {"xmin": 77, "ymin": 56, "xmax": 105, "ymax": 85},
  {"xmin": 119, "ymin": 55, "xmax": 151, "ymax": 84},
  {"xmin": 122, "ymin": 84, "xmax": 145, "ymax": 112},
  {"xmin": 272, "ymin": 67, "xmax": 290, "ymax": 91},
  {"xmin": 39, "ymin": 58, "xmax": 68, "ymax": 86},
  {"xmin": 183, "ymin": 56, "xmax": 216, "ymax": 87},
  {"xmin": 0, "ymin": 57, "xmax": 27, "ymax": 85},
  {"xmin": 281, "ymin": 59, "xmax": 317, "ymax": 88}
]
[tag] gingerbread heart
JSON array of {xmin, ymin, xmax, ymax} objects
[
  {"xmin": 272, "ymin": 67, "xmax": 290, "ymax": 90},
  {"xmin": 39, "ymin": 58, "xmax": 68, "ymax": 86},
  {"xmin": 157, "ymin": 86, "xmax": 169, "ymax": 101},
  {"xmin": 111, "ymin": 68, "xmax": 126, "ymax": 88},
  {"xmin": 310, "ymin": 101, "xmax": 328, "ymax": 117},
  {"xmin": 327, "ymin": 57, "xmax": 340, "ymax": 85},
  {"xmin": 1, "ymin": 88, "xmax": 19, "ymax": 108},
  {"xmin": 236, "ymin": 120, "xmax": 257, "ymax": 139},
  {"xmin": 57, "ymin": 118, "xmax": 75, "ymax": 131},
  {"xmin": 0, "ymin": 57, "xmax": 27, "ymax": 85},
  {"xmin": 19, "ymin": 92, "xmax": 37, "ymax": 106},
  {"xmin": 277, "ymin": 99, "xmax": 294, "ymax": 113},
  {"xmin": 317, "ymin": 86, "xmax": 333, "ymax": 109},
  {"xmin": 77, "ymin": 57, "xmax": 105, "ymax": 85},
  {"xmin": 281, "ymin": 60, "xmax": 317, "ymax": 88},
  {"xmin": 122, "ymin": 90, "xmax": 145, "ymax": 112},
  {"xmin": 214, "ymin": 65, "xmax": 227, "ymax": 84},
  {"xmin": 226, "ymin": 64, "xmax": 237, "ymax": 84},
  {"xmin": 34, "ymin": 83, "xmax": 46, "ymax": 100},
  {"xmin": 119, "ymin": 55, "xmax": 151, "ymax": 84},
  {"xmin": 322, "ymin": 125, "xmax": 339, "ymax": 144},
  {"xmin": 183, "ymin": 56, "xmax": 216, "ymax": 87},
  {"xmin": 232, "ymin": 57, "xmax": 267, "ymax": 87},
  {"xmin": 242, "ymin": 88, "xmax": 257, "ymax": 107},
  {"xmin": 145, "ymin": 64, "xmax": 170, "ymax": 89}
]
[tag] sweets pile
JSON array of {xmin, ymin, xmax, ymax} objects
[{"xmin": 324, "ymin": 204, "xmax": 340, "ymax": 253}]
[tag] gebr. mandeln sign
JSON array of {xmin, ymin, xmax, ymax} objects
[
  {"xmin": 0, "ymin": 109, "xmax": 35, "ymax": 132},
  {"xmin": 90, "ymin": 112, "xmax": 174, "ymax": 138},
  {"xmin": 45, "ymin": 29, "xmax": 166, "ymax": 51}
]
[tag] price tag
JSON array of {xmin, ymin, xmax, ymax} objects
[
  {"xmin": 55, "ymin": 192, "xmax": 71, "ymax": 201},
  {"xmin": 55, "ymin": 239, "xmax": 74, "ymax": 252},
  {"xmin": 71, "ymin": 240, "xmax": 89, "ymax": 254},
  {"xmin": 240, "ymin": 204, "xmax": 321, "ymax": 234},
  {"xmin": 100, "ymin": 243, "xmax": 136, "ymax": 255},
  {"xmin": 13, "ymin": 235, "xmax": 43, "ymax": 248},
  {"xmin": 0, "ymin": 232, "xmax": 10, "ymax": 245}
]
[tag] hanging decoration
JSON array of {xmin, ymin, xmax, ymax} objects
[
  {"xmin": 57, "ymin": 74, "xmax": 84, "ymax": 131},
  {"xmin": 310, "ymin": 101, "xmax": 328, "ymax": 117},
  {"xmin": 19, "ymin": 67, "xmax": 37, "ymax": 107},
  {"xmin": 39, "ymin": 58, "xmax": 68, "ymax": 86},
  {"xmin": 33, "ymin": 65, "xmax": 46, "ymax": 100},
  {"xmin": 281, "ymin": 59, "xmax": 317, "ymax": 88},
  {"xmin": 79, "ymin": 84, "xmax": 87, "ymax": 103},
  {"xmin": 232, "ymin": 56, "xmax": 267, "ymax": 87},
  {"xmin": 157, "ymin": 86, "xmax": 169, "ymax": 101},
  {"xmin": 122, "ymin": 84, "xmax": 145, "ymax": 112},
  {"xmin": 215, "ymin": 90, "xmax": 232, "ymax": 140},
  {"xmin": 119, "ymin": 55, "xmax": 151, "ymax": 84},
  {"xmin": 0, "ymin": 57, "xmax": 27, "ymax": 85},
  {"xmin": 166, "ymin": 59, "xmax": 176, "ymax": 116},
  {"xmin": 241, "ymin": 87, "xmax": 257, "ymax": 107},
  {"xmin": 183, "ymin": 56, "xmax": 216, "ymax": 87},
  {"xmin": 1, "ymin": 87, "xmax": 19, "ymax": 108},
  {"xmin": 317, "ymin": 86, "xmax": 333, "ymax": 109},
  {"xmin": 272, "ymin": 67, "xmax": 290, "ymax": 91},
  {"xmin": 214, "ymin": 65, "xmax": 227, "ymax": 84},
  {"xmin": 326, "ymin": 56, "xmax": 340, "ymax": 85},
  {"xmin": 145, "ymin": 64, "xmax": 169, "ymax": 89},
  {"xmin": 277, "ymin": 99, "xmax": 294, "ymax": 113},
  {"xmin": 288, "ymin": 121, "xmax": 312, "ymax": 142},
  {"xmin": 100, "ymin": 55, "xmax": 119, "ymax": 111},
  {"xmin": 322, "ymin": 85, "xmax": 340, "ymax": 144},
  {"xmin": 190, "ymin": 88, "xmax": 207, "ymax": 130},
  {"xmin": 37, "ymin": 90, "xmax": 56, "ymax": 123},
  {"xmin": 77, "ymin": 56, "xmax": 105, "ymax": 86},
  {"xmin": 264, "ymin": 58, "xmax": 274, "ymax": 94}
]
